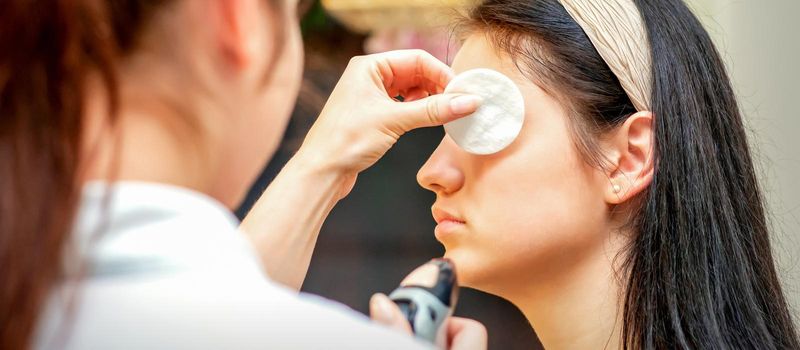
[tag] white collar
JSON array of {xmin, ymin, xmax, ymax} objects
[
  {"xmin": 78, "ymin": 181, "xmax": 236, "ymax": 227},
  {"xmin": 69, "ymin": 181, "xmax": 257, "ymax": 279}
]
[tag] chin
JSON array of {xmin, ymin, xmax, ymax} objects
[
  {"xmin": 443, "ymin": 248, "xmax": 493, "ymax": 290},
  {"xmin": 443, "ymin": 247, "xmax": 527, "ymax": 300}
]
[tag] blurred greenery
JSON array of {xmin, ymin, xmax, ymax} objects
[{"xmin": 300, "ymin": 1, "xmax": 331, "ymax": 36}]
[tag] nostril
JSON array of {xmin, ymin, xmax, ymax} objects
[
  {"xmin": 417, "ymin": 167, "xmax": 448, "ymax": 194},
  {"xmin": 417, "ymin": 161, "xmax": 465, "ymax": 196},
  {"xmin": 416, "ymin": 171, "xmax": 430, "ymax": 190},
  {"xmin": 417, "ymin": 174, "xmax": 440, "ymax": 193},
  {"xmin": 428, "ymin": 183, "xmax": 448, "ymax": 195}
]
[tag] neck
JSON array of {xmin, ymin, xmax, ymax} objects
[
  {"xmin": 80, "ymin": 72, "xmax": 220, "ymax": 198},
  {"xmin": 507, "ymin": 234, "xmax": 628, "ymax": 349}
]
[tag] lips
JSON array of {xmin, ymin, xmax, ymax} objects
[
  {"xmin": 432, "ymin": 207, "xmax": 466, "ymax": 225},
  {"xmin": 432, "ymin": 207, "xmax": 466, "ymax": 240}
]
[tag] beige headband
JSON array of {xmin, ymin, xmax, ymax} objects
[{"xmin": 558, "ymin": 0, "xmax": 652, "ymax": 111}]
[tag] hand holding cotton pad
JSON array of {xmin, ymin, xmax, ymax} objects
[{"xmin": 444, "ymin": 68, "xmax": 525, "ymax": 155}]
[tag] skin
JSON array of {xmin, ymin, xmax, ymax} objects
[
  {"xmin": 79, "ymin": 0, "xmax": 486, "ymax": 347},
  {"xmin": 81, "ymin": 0, "xmax": 304, "ymax": 206},
  {"xmin": 417, "ymin": 33, "xmax": 655, "ymax": 349}
]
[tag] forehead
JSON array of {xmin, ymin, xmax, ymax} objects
[
  {"xmin": 449, "ymin": 33, "xmax": 571, "ymax": 150},
  {"xmin": 451, "ymin": 34, "xmax": 527, "ymax": 85},
  {"xmin": 451, "ymin": 33, "xmax": 556, "ymax": 112}
]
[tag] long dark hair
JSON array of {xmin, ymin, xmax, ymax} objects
[
  {"xmin": 0, "ymin": 1, "xmax": 284, "ymax": 349},
  {"xmin": 466, "ymin": 0, "xmax": 799, "ymax": 348}
]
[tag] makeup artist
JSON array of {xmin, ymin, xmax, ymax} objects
[{"xmin": 0, "ymin": 0, "xmax": 486, "ymax": 349}]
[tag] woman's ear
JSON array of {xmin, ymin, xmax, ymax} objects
[
  {"xmin": 213, "ymin": 0, "xmax": 269, "ymax": 70},
  {"xmin": 603, "ymin": 111, "xmax": 655, "ymax": 204}
]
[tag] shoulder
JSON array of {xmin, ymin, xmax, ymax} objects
[
  {"xmin": 39, "ymin": 182, "xmax": 430, "ymax": 349},
  {"xmin": 38, "ymin": 269, "xmax": 430, "ymax": 349}
]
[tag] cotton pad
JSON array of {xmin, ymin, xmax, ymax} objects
[{"xmin": 443, "ymin": 68, "xmax": 525, "ymax": 155}]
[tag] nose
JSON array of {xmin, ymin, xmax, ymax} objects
[{"xmin": 417, "ymin": 137, "xmax": 465, "ymax": 196}]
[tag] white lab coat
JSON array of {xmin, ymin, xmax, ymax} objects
[{"xmin": 34, "ymin": 181, "xmax": 430, "ymax": 349}]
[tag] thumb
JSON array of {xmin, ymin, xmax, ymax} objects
[
  {"xmin": 393, "ymin": 93, "xmax": 482, "ymax": 131},
  {"xmin": 369, "ymin": 293, "xmax": 413, "ymax": 334}
]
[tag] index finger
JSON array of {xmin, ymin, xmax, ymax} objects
[
  {"xmin": 373, "ymin": 49, "xmax": 455, "ymax": 96},
  {"xmin": 447, "ymin": 317, "xmax": 488, "ymax": 350}
]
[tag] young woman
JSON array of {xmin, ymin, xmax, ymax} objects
[
  {"xmin": 0, "ymin": 0, "xmax": 487, "ymax": 349},
  {"xmin": 417, "ymin": 0, "xmax": 800, "ymax": 348}
]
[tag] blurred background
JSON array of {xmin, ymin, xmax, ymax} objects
[{"xmin": 236, "ymin": 0, "xmax": 799, "ymax": 348}]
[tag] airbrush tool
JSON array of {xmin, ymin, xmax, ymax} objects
[{"xmin": 389, "ymin": 258, "xmax": 459, "ymax": 348}]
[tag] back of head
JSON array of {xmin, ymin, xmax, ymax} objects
[
  {"xmin": 466, "ymin": 0, "xmax": 799, "ymax": 348},
  {"xmin": 0, "ymin": 0, "xmax": 285, "ymax": 348}
]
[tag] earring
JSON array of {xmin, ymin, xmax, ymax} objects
[{"xmin": 612, "ymin": 184, "xmax": 622, "ymax": 193}]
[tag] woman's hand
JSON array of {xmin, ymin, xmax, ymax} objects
[
  {"xmin": 294, "ymin": 49, "xmax": 481, "ymax": 197},
  {"xmin": 369, "ymin": 293, "xmax": 488, "ymax": 350},
  {"xmin": 241, "ymin": 49, "xmax": 479, "ymax": 290}
]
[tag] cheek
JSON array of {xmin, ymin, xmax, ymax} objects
[
  {"xmin": 447, "ymin": 116, "xmax": 608, "ymax": 289},
  {"xmin": 251, "ymin": 24, "xmax": 304, "ymax": 156},
  {"xmin": 226, "ymin": 26, "xmax": 304, "ymax": 203},
  {"xmin": 263, "ymin": 23, "xmax": 304, "ymax": 127}
]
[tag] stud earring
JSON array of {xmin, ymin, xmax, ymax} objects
[{"xmin": 612, "ymin": 184, "xmax": 622, "ymax": 193}]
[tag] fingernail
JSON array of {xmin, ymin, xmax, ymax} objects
[
  {"xmin": 370, "ymin": 294, "xmax": 395, "ymax": 324},
  {"xmin": 449, "ymin": 95, "xmax": 482, "ymax": 114}
]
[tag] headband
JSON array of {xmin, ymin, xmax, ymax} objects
[{"xmin": 558, "ymin": 0, "xmax": 652, "ymax": 111}]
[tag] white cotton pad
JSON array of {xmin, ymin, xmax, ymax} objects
[{"xmin": 443, "ymin": 68, "xmax": 525, "ymax": 155}]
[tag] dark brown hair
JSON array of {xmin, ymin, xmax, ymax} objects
[
  {"xmin": 466, "ymin": 0, "xmax": 799, "ymax": 348},
  {"xmin": 0, "ymin": 1, "xmax": 284, "ymax": 349}
]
